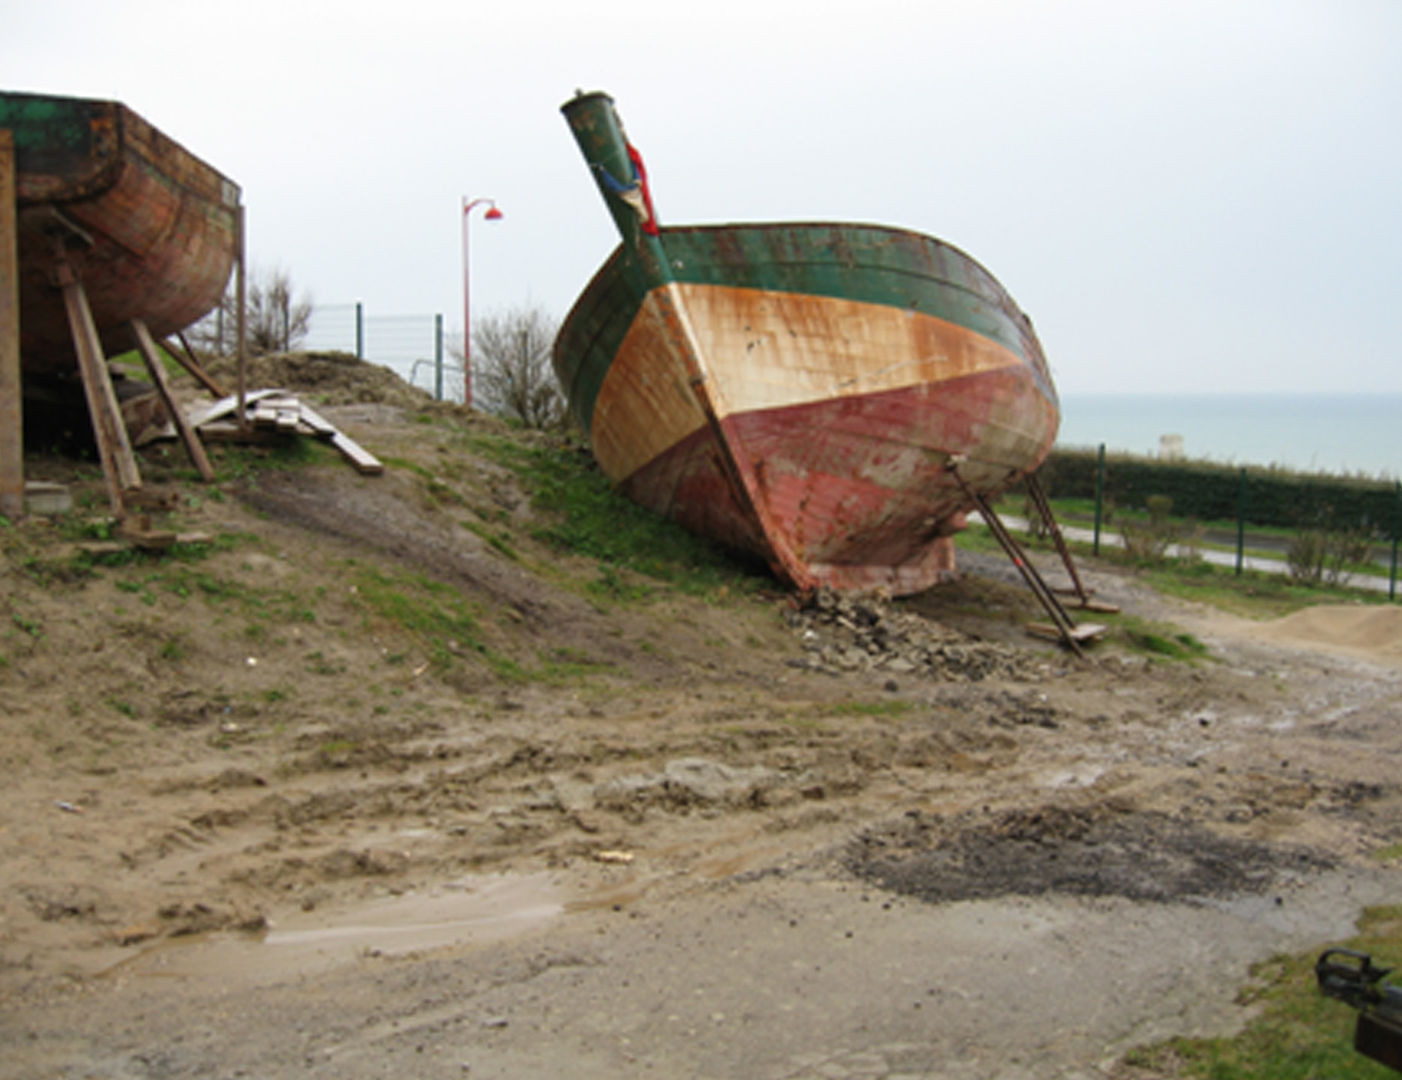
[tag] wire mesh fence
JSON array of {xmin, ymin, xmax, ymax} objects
[
  {"xmin": 299, "ymin": 302, "xmax": 468, "ymax": 403},
  {"xmin": 301, "ymin": 303, "xmax": 360, "ymax": 354}
]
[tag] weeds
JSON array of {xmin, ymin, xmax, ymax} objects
[
  {"xmin": 1121, "ymin": 906, "xmax": 1402, "ymax": 1079},
  {"xmin": 1288, "ymin": 513, "xmax": 1375, "ymax": 587},
  {"xmin": 349, "ymin": 566, "xmax": 485, "ymax": 669},
  {"xmin": 1119, "ymin": 494, "xmax": 1179, "ymax": 562},
  {"xmin": 469, "ymin": 433, "xmax": 764, "ymax": 600},
  {"xmin": 826, "ymin": 700, "xmax": 918, "ymax": 719}
]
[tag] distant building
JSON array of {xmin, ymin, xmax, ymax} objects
[{"xmin": 1159, "ymin": 434, "xmax": 1185, "ymax": 460}]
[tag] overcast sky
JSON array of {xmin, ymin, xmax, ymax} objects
[{"xmin": 4, "ymin": 0, "xmax": 1399, "ymax": 395}]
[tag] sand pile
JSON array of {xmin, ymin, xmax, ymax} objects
[{"xmin": 1252, "ymin": 604, "xmax": 1402, "ymax": 664}]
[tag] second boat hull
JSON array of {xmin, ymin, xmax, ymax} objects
[{"xmin": 0, "ymin": 90, "xmax": 239, "ymax": 371}]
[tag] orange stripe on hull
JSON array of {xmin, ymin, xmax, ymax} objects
[{"xmin": 593, "ymin": 283, "xmax": 1038, "ymax": 483}]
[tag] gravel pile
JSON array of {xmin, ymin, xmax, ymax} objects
[{"xmin": 785, "ymin": 587, "xmax": 1048, "ymax": 682}]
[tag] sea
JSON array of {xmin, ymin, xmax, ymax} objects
[{"xmin": 1054, "ymin": 393, "xmax": 1401, "ymax": 481}]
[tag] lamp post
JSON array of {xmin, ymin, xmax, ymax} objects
[{"xmin": 461, "ymin": 196, "xmax": 503, "ymax": 408}]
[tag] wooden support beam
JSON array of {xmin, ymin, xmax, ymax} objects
[
  {"xmin": 56, "ymin": 257, "xmax": 141, "ymax": 516},
  {"xmin": 167, "ymin": 332, "xmax": 229, "ymax": 398},
  {"xmin": 131, "ymin": 318, "xmax": 214, "ymax": 482},
  {"xmin": 0, "ymin": 131, "xmax": 22, "ymax": 521},
  {"xmin": 234, "ymin": 204, "xmax": 247, "ymax": 431}
]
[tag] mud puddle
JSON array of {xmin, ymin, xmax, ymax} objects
[{"xmin": 101, "ymin": 873, "xmax": 566, "ymax": 984}]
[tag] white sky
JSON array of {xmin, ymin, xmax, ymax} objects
[{"xmin": 4, "ymin": 0, "xmax": 1398, "ymax": 394}]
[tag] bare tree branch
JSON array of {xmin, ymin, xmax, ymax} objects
[
  {"xmin": 466, "ymin": 306, "xmax": 567, "ymax": 430},
  {"xmin": 187, "ymin": 266, "xmax": 313, "ymax": 357}
]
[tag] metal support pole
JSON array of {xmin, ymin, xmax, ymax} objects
[
  {"xmin": 0, "ymin": 130, "xmax": 23, "ymax": 521},
  {"xmin": 1092, "ymin": 443, "xmax": 1105, "ymax": 557},
  {"xmin": 434, "ymin": 313, "xmax": 444, "ymax": 400},
  {"xmin": 461, "ymin": 197, "xmax": 502, "ymax": 411},
  {"xmin": 1235, "ymin": 467, "xmax": 1246, "ymax": 576},
  {"xmin": 1391, "ymin": 481, "xmax": 1400, "ymax": 602},
  {"xmin": 355, "ymin": 301, "xmax": 363, "ymax": 359}
]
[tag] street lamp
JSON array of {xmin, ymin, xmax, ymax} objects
[{"xmin": 461, "ymin": 196, "xmax": 503, "ymax": 408}]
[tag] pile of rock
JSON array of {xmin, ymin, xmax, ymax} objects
[{"xmin": 785, "ymin": 588, "xmax": 1046, "ymax": 682}]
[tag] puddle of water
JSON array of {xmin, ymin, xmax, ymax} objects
[{"xmin": 106, "ymin": 872, "xmax": 564, "ymax": 984}]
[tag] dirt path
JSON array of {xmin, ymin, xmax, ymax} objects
[{"xmin": 3, "ymin": 377, "xmax": 1401, "ymax": 1078}]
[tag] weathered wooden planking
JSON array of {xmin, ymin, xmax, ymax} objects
[
  {"xmin": 1027, "ymin": 622, "xmax": 1107, "ymax": 645},
  {"xmin": 1, "ymin": 91, "xmax": 238, "ymax": 370},
  {"xmin": 190, "ymin": 389, "xmax": 382, "ymax": 475},
  {"xmin": 298, "ymin": 404, "xmax": 383, "ymax": 474}
]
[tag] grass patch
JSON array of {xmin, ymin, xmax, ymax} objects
[
  {"xmin": 826, "ymin": 699, "xmax": 918, "ymax": 719},
  {"xmin": 1141, "ymin": 560, "xmax": 1389, "ymax": 621},
  {"xmin": 468, "ymin": 433, "xmax": 766, "ymax": 600},
  {"xmin": 207, "ymin": 437, "xmax": 332, "ymax": 480},
  {"xmin": 462, "ymin": 518, "xmax": 520, "ymax": 561},
  {"xmin": 1104, "ymin": 613, "xmax": 1212, "ymax": 662},
  {"xmin": 1120, "ymin": 905, "xmax": 1402, "ymax": 1079},
  {"xmin": 964, "ymin": 518, "xmax": 1388, "ymax": 623},
  {"xmin": 533, "ymin": 646, "xmax": 616, "ymax": 683},
  {"xmin": 350, "ymin": 565, "xmax": 485, "ymax": 669}
]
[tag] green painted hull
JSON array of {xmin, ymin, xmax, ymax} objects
[{"xmin": 555, "ymin": 221, "xmax": 1055, "ymax": 438}]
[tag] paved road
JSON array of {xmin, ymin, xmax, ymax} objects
[{"xmin": 974, "ymin": 514, "xmax": 1399, "ymax": 597}]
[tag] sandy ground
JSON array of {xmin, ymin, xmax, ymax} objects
[{"xmin": 2, "ymin": 359, "xmax": 1401, "ymax": 1078}]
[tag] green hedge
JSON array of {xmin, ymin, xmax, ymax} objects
[{"xmin": 1037, "ymin": 448, "xmax": 1402, "ymax": 539}]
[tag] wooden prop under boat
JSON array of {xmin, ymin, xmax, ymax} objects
[
  {"xmin": 0, "ymin": 90, "xmax": 240, "ymax": 371},
  {"xmin": 554, "ymin": 91, "xmax": 1059, "ymax": 596}
]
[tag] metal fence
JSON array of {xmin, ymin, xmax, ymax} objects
[{"xmin": 302, "ymin": 302, "xmax": 468, "ymax": 403}]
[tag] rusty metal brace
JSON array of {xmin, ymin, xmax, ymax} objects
[
  {"xmin": 948, "ymin": 461, "xmax": 1089, "ymax": 657},
  {"xmin": 1023, "ymin": 471, "xmax": 1090, "ymax": 602},
  {"xmin": 1023, "ymin": 472, "xmax": 1120, "ymax": 614}
]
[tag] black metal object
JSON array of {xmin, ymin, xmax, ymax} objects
[{"xmin": 1317, "ymin": 948, "xmax": 1402, "ymax": 1073}]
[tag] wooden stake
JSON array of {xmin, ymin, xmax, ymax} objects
[
  {"xmin": 234, "ymin": 203, "xmax": 247, "ymax": 431},
  {"xmin": 56, "ymin": 257, "xmax": 141, "ymax": 515},
  {"xmin": 132, "ymin": 318, "xmax": 214, "ymax": 481},
  {"xmin": 0, "ymin": 131, "xmax": 22, "ymax": 521}
]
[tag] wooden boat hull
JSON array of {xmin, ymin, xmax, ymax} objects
[
  {"xmin": 556, "ymin": 93, "xmax": 1058, "ymax": 595},
  {"xmin": 0, "ymin": 91, "xmax": 239, "ymax": 371}
]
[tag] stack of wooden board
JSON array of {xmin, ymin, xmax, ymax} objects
[{"xmin": 190, "ymin": 389, "xmax": 383, "ymax": 475}]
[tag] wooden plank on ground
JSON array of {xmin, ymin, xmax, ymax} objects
[
  {"xmin": 295, "ymin": 409, "xmax": 337, "ymax": 436},
  {"xmin": 297, "ymin": 404, "xmax": 383, "ymax": 474},
  {"xmin": 189, "ymin": 387, "xmax": 288, "ymax": 428},
  {"xmin": 1027, "ymin": 622, "xmax": 1107, "ymax": 645}
]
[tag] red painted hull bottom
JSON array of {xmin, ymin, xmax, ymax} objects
[{"xmin": 620, "ymin": 370, "xmax": 1055, "ymax": 595}]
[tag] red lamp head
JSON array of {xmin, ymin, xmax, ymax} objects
[{"xmin": 484, "ymin": 206, "xmax": 504, "ymax": 220}]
